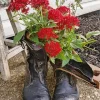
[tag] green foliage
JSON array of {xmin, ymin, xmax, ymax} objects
[
  {"xmin": 57, "ymin": 51, "xmax": 67, "ymax": 60},
  {"xmin": 62, "ymin": 58, "xmax": 70, "ymax": 67},
  {"xmin": 30, "ymin": 35, "xmax": 39, "ymax": 44},
  {"xmin": 72, "ymin": 54, "xmax": 82, "ymax": 62},
  {"xmin": 86, "ymin": 31, "xmax": 100, "ymax": 38},
  {"xmin": 12, "ymin": 1, "xmax": 100, "ymax": 67},
  {"xmin": 56, "ymin": 0, "xmax": 82, "ymax": 9},
  {"xmin": 50, "ymin": 57, "xmax": 55, "ymax": 63},
  {"xmin": 14, "ymin": 30, "xmax": 25, "ymax": 43},
  {"xmin": 75, "ymin": 0, "xmax": 83, "ymax": 9},
  {"xmin": 56, "ymin": 0, "xmax": 66, "ymax": 7},
  {"xmin": 54, "ymin": 28, "xmax": 100, "ymax": 67}
]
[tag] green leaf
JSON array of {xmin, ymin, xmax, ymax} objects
[
  {"xmin": 62, "ymin": 58, "xmax": 70, "ymax": 67},
  {"xmin": 82, "ymin": 39, "xmax": 97, "ymax": 46},
  {"xmin": 30, "ymin": 35, "xmax": 39, "ymax": 43},
  {"xmin": 30, "ymin": 17, "xmax": 38, "ymax": 24},
  {"xmin": 86, "ymin": 31, "xmax": 100, "ymax": 38},
  {"xmin": 47, "ymin": 23, "xmax": 57, "ymax": 28},
  {"xmin": 70, "ymin": 39, "xmax": 83, "ymax": 49},
  {"xmin": 75, "ymin": 0, "xmax": 83, "ymax": 9},
  {"xmin": 50, "ymin": 57, "xmax": 55, "ymax": 64},
  {"xmin": 77, "ymin": 34, "xmax": 87, "ymax": 41},
  {"xmin": 31, "ymin": 30, "xmax": 38, "ymax": 34},
  {"xmin": 57, "ymin": 51, "xmax": 66, "ymax": 60},
  {"xmin": 60, "ymin": 0, "xmax": 66, "ymax": 6},
  {"xmin": 65, "ymin": 51, "xmax": 72, "ymax": 59},
  {"xmin": 72, "ymin": 54, "xmax": 82, "ymax": 62},
  {"xmin": 56, "ymin": 0, "xmax": 59, "ymax": 7},
  {"xmin": 14, "ymin": 30, "xmax": 25, "ymax": 44}
]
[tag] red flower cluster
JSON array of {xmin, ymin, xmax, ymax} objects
[
  {"xmin": 48, "ymin": 6, "xmax": 79, "ymax": 30},
  {"xmin": 8, "ymin": 0, "xmax": 29, "ymax": 13},
  {"xmin": 57, "ymin": 6, "xmax": 70, "ymax": 15},
  {"xmin": 57, "ymin": 15, "xmax": 79, "ymax": 30},
  {"xmin": 31, "ymin": 0, "xmax": 49, "ymax": 8},
  {"xmin": 48, "ymin": 9, "xmax": 63, "ymax": 22},
  {"xmin": 37, "ymin": 28, "xmax": 58, "ymax": 40},
  {"xmin": 45, "ymin": 41, "xmax": 62, "ymax": 57}
]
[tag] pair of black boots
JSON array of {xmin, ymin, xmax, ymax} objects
[{"xmin": 23, "ymin": 39, "xmax": 79, "ymax": 100}]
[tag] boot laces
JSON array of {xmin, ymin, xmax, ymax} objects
[{"xmin": 20, "ymin": 36, "xmax": 34, "ymax": 50}]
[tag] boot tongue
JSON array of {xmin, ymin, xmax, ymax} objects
[
  {"xmin": 23, "ymin": 39, "xmax": 42, "ymax": 51},
  {"xmin": 22, "ymin": 32, "xmax": 42, "ymax": 51}
]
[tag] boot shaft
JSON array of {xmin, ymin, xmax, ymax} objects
[
  {"xmin": 23, "ymin": 40, "xmax": 51, "ymax": 100},
  {"xmin": 50, "ymin": 59, "xmax": 77, "ymax": 85},
  {"xmin": 26, "ymin": 43, "xmax": 48, "ymax": 83}
]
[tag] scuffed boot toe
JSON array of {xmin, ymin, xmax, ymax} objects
[
  {"xmin": 54, "ymin": 94, "xmax": 79, "ymax": 100},
  {"xmin": 53, "ymin": 71, "xmax": 79, "ymax": 100},
  {"xmin": 23, "ymin": 79, "xmax": 50, "ymax": 100}
]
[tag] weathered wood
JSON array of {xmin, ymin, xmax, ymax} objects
[
  {"xmin": 7, "ymin": 45, "xmax": 24, "ymax": 60},
  {"xmin": 0, "ymin": 9, "xmax": 27, "ymax": 81},
  {"xmin": 89, "ymin": 63, "xmax": 100, "ymax": 71},
  {"xmin": 88, "ymin": 63, "xmax": 100, "ymax": 89},
  {"xmin": 4, "ymin": 38, "xmax": 16, "ymax": 47},
  {"xmin": 0, "ymin": 16, "xmax": 10, "ymax": 80},
  {"xmin": 6, "ymin": 10, "xmax": 22, "ymax": 34},
  {"xmin": 6, "ymin": 9, "xmax": 26, "ymax": 60}
]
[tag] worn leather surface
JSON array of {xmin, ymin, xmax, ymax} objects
[
  {"xmin": 52, "ymin": 58, "xmax": 96, "ymax": 87},
  {"xmin": 69, "ymin": 60, "xmax": 93, "ymax": 81},
  {"xmin": 51, "ymin": 60, "xmax": 79, "ymax": 100},
  {"xmin": 53, "ymin": 71, "xmax": 79, "ymax": 100},
  {"xmin": 23, "ymin": 42, "xmax": 50, "ymax": 100},
  {"xmin": 59, "ymin": 60, "xmax": 97, "ymax": 88}
]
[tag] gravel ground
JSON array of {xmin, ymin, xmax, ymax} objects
[{"xmin": 0, "ymin": 11, "xmax": 100, "ymax": 100}]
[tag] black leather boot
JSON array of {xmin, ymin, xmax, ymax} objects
[
  {"xmin": 23, "ymin": 40, "xmax": 51, "ymax": 100},
  {"xmin": 51, "ymin": 59, "xmax": 79, "ymax": 100}
]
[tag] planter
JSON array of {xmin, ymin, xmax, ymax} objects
[
  {"xmin": 50, "ymin": 57, "xmax": 100, "ymax": 89},
  {"xmin": 21, "ymin": 29, "xmax": 100, "ymax": 90}
]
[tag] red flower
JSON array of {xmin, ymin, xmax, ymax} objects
[
  {"xmin": 20, "ymin": 0, "xmax": 29, "ymax": 4},
  {"xmin": 8, "ymin": 0, "xmax": 29, "ymax": 13},
  {"xmin": 22, "ymin": 7, "xmax": 29, "ymax": 14},
  {"xmin": 48, "ymin": 9, "xmax": 63, "ymax": 22},
  {"xmin": 57, "ymin": 15, "xmax": 79, "ymax": 30},
  {"xmin": 56, "ymin": 6, "xmax": 70, "ymax": 15},
  {"xmin": 31, "ymin": 0, "xmax": 49, "ymax": 8},
  {"xmin": 45, "ymin": 41, "xmax": 62, "ymax": 57},
  {"xmin": 37, "ymin": 28, "xmax": 58, "ymax": 40}
]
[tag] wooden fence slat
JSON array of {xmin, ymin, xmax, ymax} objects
[
  {"xmin": 7, "ymin": 46, "xmax": 24, "ymax": 60},
  {"xmin": 6, "ymin": 10, "xmax": 22, "ymax": 34},
  {"xmin": 4, "ymin": 38, "xmax": 16, "ymax": 47},
  {"xmin": 0, "ymin": 16, "xmax": 10, "ymax": 80},
  {"xmin": 6, "ymin": 10, "xmax": 26, "ymax": 61}
]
